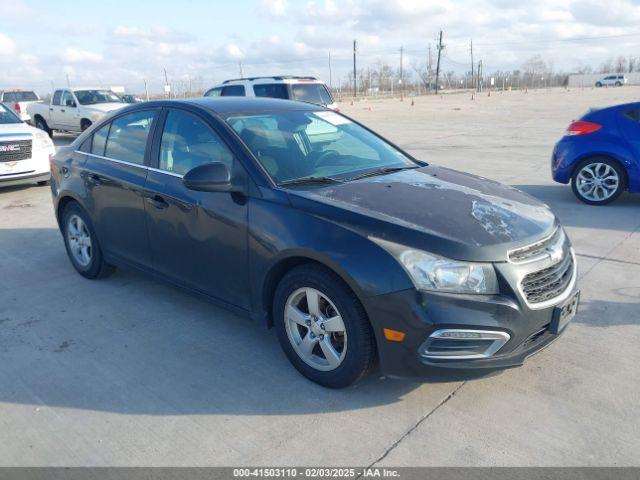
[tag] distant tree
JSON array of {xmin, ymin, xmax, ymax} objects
[{"xmin": 615, "ymin": 56, "xmax": 628, "ymax": 73}]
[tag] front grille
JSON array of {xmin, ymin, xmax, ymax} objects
[
  {"xmin": 521, "ymin": 252, "xmax": 574, "ymax": 304},
  {"xmin": 0, "ymin": 140, "xmax": 32, "ymax": 162},
  {"xmin": 509, "ymin": 228, "xmax": 563, "ymax": 263}
]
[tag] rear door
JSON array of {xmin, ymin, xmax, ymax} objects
[
  {"xmin": 83, "ymin": 109, "xmax": 159, "ymax": 267},
  {"xmin": 52, "ymin": 90, "xmax": 76, "ymax": 129},
  {"xmin": 143, "ymin": 108, "xmax": 249, "ymax": 307}
]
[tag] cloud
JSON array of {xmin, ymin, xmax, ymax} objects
[
  {"xmin": 61, "ymin": 47, "xmax": 104, "ymax": 64},
  {"xmin": 262, "ymin": 0, "xmax": 288, "ymax": 16},
  {"xmin": 0, "ymin": 33, "xmax": 17, "ymax": 56}
]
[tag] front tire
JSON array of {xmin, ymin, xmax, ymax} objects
[
  {"xmin": 35, "ymin": 116, "xmax": 53, "ymax": 138},
  {"xmin": 273, "ymin": 264, "xmax": 376, "ymax": 388},
  {"xmin": 62, "ymin": 202, "xmax": 114, "ymax": 279},
  {"xmin": 571, "ymin": 157, "xmax": 625, "ymax": 205},
  {"xmin": 595, "ymin": 82, "xmax": 602, "ymax": 88}
]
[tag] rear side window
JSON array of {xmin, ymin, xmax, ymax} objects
[
  {"xmin": 91, "ymin": 123, "xmax": 110, "ymax": 156},
  {"xmin": 159, "ymin": 110, "xmax": 234, "ymax": 175},
  {"xmin": 291, "ymin": 84, "xmax": 333, "ymax": 106},
  {"xmin": 253, "ymin": 84, "xmax": 288, "ymax": 99},
  {"xmin": 221, "ymin": 85, "xmax": 245, "ymax": 96},
  {"xmin": 104, "ymin": 110, "xmax": 156, "ymax": 165},
  {"xmin": 52, "ymin": 90, "xmax": 62, "ymax": 106}
]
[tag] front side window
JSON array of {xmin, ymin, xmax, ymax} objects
[
  {"xmin": 204, "ymin": 87, "xmax": 222, "ymax": 97},
  {"xmin": 227, "ymin": 110, "xmax": 416, "ymax": 183},
  {"xmin": 104, "ymin": 110, "xmax": 156, "ymax": 164},
  {"xmin": 159, "ymin": 110, "xmax": 234, "ymax": 175},
  {"xmin": 221, "ymin": 85, "xmax": 245, "ymax": 97},
  {"xmin": 291, "ymin": 84, "xmax": 333, "ymax": 106},
  {"xmin": 74, "ymin": 90, "xmax": 122, "ymax": 105},
  {"xmin": 253, "ymin": 84, "xmax": 288, "ymax": 99},
  {"xmin": 61, "ymin": 91, "xmax": 75, "ymax": 107}
]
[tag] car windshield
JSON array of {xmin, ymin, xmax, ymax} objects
[
  {"xmin": 291, "ymin": 84, "xmax": 334, "ymax": 106},
  {"xmin": 0, "ymin": 104, "xmax": 22, "ymax": 124},
  {"xmin": 227, "ymin": 110, "xmax": 418, "ymax": 184},
  {"xmin": 74, "ymin": 90, "xmax": 123, "ymax": 105}
]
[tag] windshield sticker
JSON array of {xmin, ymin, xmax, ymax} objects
[{"xmin": 314, "ymin": 111, "xmax": 352, "ymax": 126}]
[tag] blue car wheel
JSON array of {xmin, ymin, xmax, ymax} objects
[{"xmin": 571, "ymin": 157, "xmax": 626, "ymax": 205}]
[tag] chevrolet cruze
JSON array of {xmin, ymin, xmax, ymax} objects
[{"xmin": 51, "ymin": 98, "xmax": 579, "ymax": 388}]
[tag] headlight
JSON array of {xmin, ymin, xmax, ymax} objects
[
  {"xmin": 373, "ymin": 239, "xmax": 499, "ymax": 294},
  {"xmin": 34, "ymin": 130, "xmax": 53, "ymax": 150}
]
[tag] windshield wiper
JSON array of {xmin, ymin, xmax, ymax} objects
[
  {"xmin": 347, "ymin": 165, "xmax": 418, "ymax": 181},
  {"xmin": 278, "ymin": 176, "xmax": 344, "ymax": 186}
]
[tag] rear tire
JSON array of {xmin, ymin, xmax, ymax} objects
[
  {"xmin": 80, "ymin": 119, "xmax": 92, "ymax": 132},
  {"xmin": 595, "ymin": 82, "xmax": 602, "ymax": 88},
  {"xmin": 571, "ymin": 157, "xmax": 625, "ymax": 205},
  {"xmin": 273, "ymin": 264, "xmax": 376, "ymax": 388},
  {"xmin": 61, "ymin": 202, "xmax": 114, "ymax": 279},
  {"xmin": 35, "ymin": 116, "xmax": 53, "ymax": 138},
  {"xmin": 37, "ymin": 180, "xmax": 50, "ymax": 186},
  {"xmin": 615, "ymin": 81, "xmax": 622, "ymax": 87}
]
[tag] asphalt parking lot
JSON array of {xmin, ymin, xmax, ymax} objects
[{"xmin": 1, "ymin": 87, "xmax": 639, "ymax": 466}]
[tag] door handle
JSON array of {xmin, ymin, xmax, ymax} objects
[
  {"xmin": 147, "ymin": 195, "xmax": 169, "ymax": 210},
  {"xmin": 87, "ymin": 173, "xmax": 103, "ymax": 186}
]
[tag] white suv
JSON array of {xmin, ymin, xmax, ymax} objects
[
  {"xmin": 595, "ymin": 75, "xmax": 627, "ymax": 87},
  {"xmin": 204, "ymin": 76, "xmax": 338, "ymax": 110}
]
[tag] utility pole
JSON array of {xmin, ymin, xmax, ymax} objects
[
  {"xmin": 399, "ymin": 46, "xmax": 404, "ymax": 101},
  {"xmin": 477, "ymin": 60, "xmax": 483, "ymax": 92},
  {"xmin": 427, "ymin": 43, "xmax": 432, "ymax": 92},
  {"xmin": 435, "ymin": 30, "xmax": 443, "ymax": 94},
  {"xmin": 470, "ymin": 39, "xmax": 474, "ymax": 90},
  {"xmin": 164, "ymin": 68, "xmax": 170, "ymax": 98},
  {"xmin": 238, "ymin": 61, "xmax": 243, "ymax": 79},
  {"xmin": 328, "ymin": 51, "xmax": 332, "ymax": 89},
  {"xmin": 144, "ymin": 80, "xmax": 149, "ymax": 101},
  {"xmin": 353, "ymin": 40, "xmax": 357, "ymax": 98},
  {"xmin": 66, "ymin": 74, "xmax": 71, "ymax": 88}
]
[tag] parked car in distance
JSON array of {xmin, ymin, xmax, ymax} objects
[
  {"xmin": 0, "ymin": 103, "xmax": 54, "ymax": 188},
  {"xmin": 0, "ymin": 89, "xmax": 42, "ymax": 122},
  {"xmin": 51, "ymin": 98, "xmax": 579, "ymax": 388},
  {"xmin": 595, "ymin": 75, "xmax": 626, "ymax": 87},
  {"xmin": 28, "ymin": 87, "xmax": 125, "ymax": 137},
  {"xmin": 552, "ymin": 102, "xmax": 640, "ymax": 204},
  {"xmin": 205, "ymin": 76, "xmax": 338, "ymax": 110},
  {"xmin": 119, "ymin": 94, "xmax": 144, "ymax": 104}
]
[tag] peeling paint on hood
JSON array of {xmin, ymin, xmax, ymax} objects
[{"xmin": 287, "ymin": 165, "xmax": 557, "ymax": 262}]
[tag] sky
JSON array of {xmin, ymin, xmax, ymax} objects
[{"xmin": 1, "ymin": 0, "xmax": 640, "ymax": 94}]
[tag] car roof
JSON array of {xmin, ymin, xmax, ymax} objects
[{"xmin": 183, "ymin": 97, "xmax": 326, "ymax": 115}]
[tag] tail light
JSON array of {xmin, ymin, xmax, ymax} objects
[
  {"xmin": 14, "ymin": 103, "xmax": 21, "ymax": 113},
  {"xmin": 565, "ymin": 120, "xmax": 601, "ymax": 136}
]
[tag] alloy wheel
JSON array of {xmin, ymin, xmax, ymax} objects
[
  {"xmin": 575, "ymin": 162, "xmax": 620, "ymax": 202},
  {"xmin": 67, "ymin": 214, "xmax": 93, "ymax": 267},
  {"xmin": 284, "ymin": 287, "xmax": 347, "ymax": 371}
]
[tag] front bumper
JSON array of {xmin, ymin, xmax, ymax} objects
[
  {"xmin": 363, "ymin": 282, "xmax": 577, "ymax": 378},
  {"xmin": 0, "ymin": 146, "xmax": 53, "ymax": 188}
]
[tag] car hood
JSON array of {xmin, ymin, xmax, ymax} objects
[
  {"xmin": 83, "ymin": 103, "xmax": 126, "ymax": 114},
  {"xmin": 287, "ymin": 165, "xmax": 557, "ymax": 262},
  {"xmin": 0, "ymin": 122, "xmax": 36, "ymax": 138}
]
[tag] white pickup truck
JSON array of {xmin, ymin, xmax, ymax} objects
[
  {"xmin": 27, "ymin": 87, "xmax": 126, "ymax": 137},
  {"xmin": 0, "ymin": 90, "xmax": 42, "ymax": 122}
]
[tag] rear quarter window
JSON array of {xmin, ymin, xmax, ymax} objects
[{"xmin": 253, "ymin": 84, "xmax": 289, "ymax": 99}]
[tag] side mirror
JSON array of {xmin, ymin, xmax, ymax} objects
[
  {"xmin": 66, "ymin": 99, "xmax": 76, "ymax": 107},
  {"xmin": 183, "ymin": 162, "xmax": 231, "ymax": 192}
]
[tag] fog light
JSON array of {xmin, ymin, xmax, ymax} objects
[{"xmin": 419, "ymin": 329, "xmax": 510, "ymax": 360}]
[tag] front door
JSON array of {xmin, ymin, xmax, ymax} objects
[{"xmin": 143, "ymin": 108, "xmax": 249, "ymax": 308}]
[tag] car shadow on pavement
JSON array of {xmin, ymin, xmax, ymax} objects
[
  {"xmin": 0, "ymin": 227, "xmax": 501, "ymax": 416},
  {"xmin": 511, "ymin": 184, "xmax": 640, "ymax": 232},
  {"xmin": 574, "ymin": 296, "xmax": 640, "ymax": 328}
]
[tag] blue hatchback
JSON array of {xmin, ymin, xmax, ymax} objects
[{"xmin": 552, "ymin": 102, "xmax": 640, "ymax": 204}]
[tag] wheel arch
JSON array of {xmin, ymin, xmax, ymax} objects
[
  {"xmin": 55, "ymin": 193, "xmax": 85, "ymax": 226},
  {"xmin": 260, "ymin": 253, "xmax": 366, "ymax": 329},
  {"xmin": 570, "ymin": 153, "xmax": 630, "ymax": 188}
]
